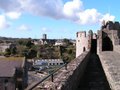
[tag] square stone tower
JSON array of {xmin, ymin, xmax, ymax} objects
[{"xmin": 76, "ymin": 31, "xmax": 88, "ymax": 57}]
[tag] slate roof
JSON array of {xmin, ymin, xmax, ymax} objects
[{"xmin": 0, "ymin": 57, "xmax": 25, "ymax": 77}]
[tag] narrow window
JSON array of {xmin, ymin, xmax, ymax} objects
[{"xmin": 83, "ymin": 47, "xmax": 86, "ymax": 52}]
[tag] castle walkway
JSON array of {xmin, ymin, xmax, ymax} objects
[{"xmin": 77, "ymin": 53, "xmax": 111, "ymax": 90}]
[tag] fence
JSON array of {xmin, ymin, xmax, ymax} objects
[{"xmin": 25, "ymin": 63, "xmax": 67, "ymax": 90}]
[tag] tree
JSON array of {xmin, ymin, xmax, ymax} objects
[
  {"xmin": 27, "ymin": 49, "xmax": 37, "ymax": 59},
  {"xmin": 11, "ymin": 46, "xmax": 17, "ymax": 55},
  {"xmin": 17, "ymin": 39, "xmax": 31, "ymax": 46},
  {"xmin": 4, "ymin": 45, "xmax": 17, "ymax": 56},
  {"xmin": 17, "ymin": 45, "xmax": 26, "ymax": 56},
  {"xmin": 63, "ymin": 38, "xmax": 72, "ymax": 46},
  {"xmin": 26, "ymin": 40, "xmax": 34, "ymax": 48},
  {"xmin": 4, "ymin": 48, "xmax": 11, "ymax": 56}
]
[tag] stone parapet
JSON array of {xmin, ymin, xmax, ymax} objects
[
  {"xmin": 55, "ymin": 51, "xmax": 90, "ymax": 90},
  {"xmin": 114, "ymin": 45, "xmax": 120, "ymax": 53},
  {"xmin": 99, "ymin": 51, "xmax": 120, "ymax": 90}
]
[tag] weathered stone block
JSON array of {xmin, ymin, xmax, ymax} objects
[
  {"xmin": 114, "ymin": 22, "xmax": 120, "ymax": 30},
  {"xmin": 106, "ymin": 21, "xmax": 114, "ymax": 30}
]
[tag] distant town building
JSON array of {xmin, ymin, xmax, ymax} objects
[
  {"xmin": 43, "ymin": 34, "xmax": 47, "ymax": 39},
  {"xmin": 33, "ymin": 59, "xmax": 64, "ymax": 68},
  {"xmin": 69, "ymin": 39, "xmax": 76, "ymax": 46},
  {"xmin": 0, "ymin": 43, "xmax": 11, "ymax": 52},
  {"xmin": 39, "ymin": 39, "xmax": 56, "ymax": 45},
  {"xmin": 0, "ymin": 57, "xmax": 28, "ymax": 90},
  {"xmin": 39, "ymin": 34, "xmax": 56, "ymax": 45},
  {"xmin": 55, "ymin": 40, "xmax": 64, "ymax": 46},
  {"xmin": 33, "ymin": 40, "xmax": 39, "ymax": 45}
]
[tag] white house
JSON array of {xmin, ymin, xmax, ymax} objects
[
  {"xmin": 33, "ymin": 59, "xmax": 64, "ymax": 66},
  {"xmin": 55, "ymin": 40, "xmax": 64, "ymax": 46},
  {"xmin": 0, "ymin": 43, "xmax": 11, "ymax": 52}
]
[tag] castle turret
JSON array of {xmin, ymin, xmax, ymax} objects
[
  {"xmin": 88, "ymin": 30, "xmax": 93, "ymax": 49},
  {"xmin": 76, "ymin": 31, "xmax": 88, "ymax": 57}
]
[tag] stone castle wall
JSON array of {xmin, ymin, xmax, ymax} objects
[
  {"xmin": 54, "ymin": 51, "xmax": 91, "ymax": 90},
  {"xmin": 98, "ymin": 21, "xmax": 120, "ymax": 52}
]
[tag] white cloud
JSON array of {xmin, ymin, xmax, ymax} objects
[
  {"xmin": 62, "ymin": 0, "xmax": 115, "ymax": 24},
  {"xmin": 0, "ymin": 15, "xmax": 10, "ymax": 29},
  {"xmin": 100, "ymin": 13, "xmax": 115, "ymax": 23},
  {"xmin": 42, "ymin": 27, "xmax": 47, "ymax": 32},
  {"xmin": 63, "ymin": 0, "xmax": 83, "ymax": 18},
  {"xmin": 6, "ymin": 11, "xmax": 21, "ymax": 19},
  {"xmin": 18, "ymin": 24, "xmax": 30, "ymax": 31},
  {"xmin": 41, "ymin": 27, "xmax": 51, "ymax": 32},
  {"xmin": 0, "ymin": 0, "xmax": 115, "ymax": 25},
  {"xmin": 0, "ymin": 0, "xmax": 22, "ymax": 20},
  {"xmin": 0, "ymin": 0, "xmax": 22, "ymax": 15},
  {"xmin": 76, "ymin": 9, "xmax": 101, "ymax": 24},
  {"xmin": 20, "ymin": 0, "xmax": 64, "ymax": 19}
]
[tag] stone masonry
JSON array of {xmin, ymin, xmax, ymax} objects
[
  {"xmin": 98, "ymin": 21, "xmax": 120, "ymax": 52},
  {"xmin": 76, "ymin": 30, "xmax": 94, "ymax": 57}
]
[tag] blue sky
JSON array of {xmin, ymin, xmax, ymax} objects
[{"xmin": 0, "ymin": 0, "xmax": 119, "ymax": 39}]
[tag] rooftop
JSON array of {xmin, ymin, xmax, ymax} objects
[{"xmin": 0, "ymin": 57, "xmax": 25, "ymax": 77}]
